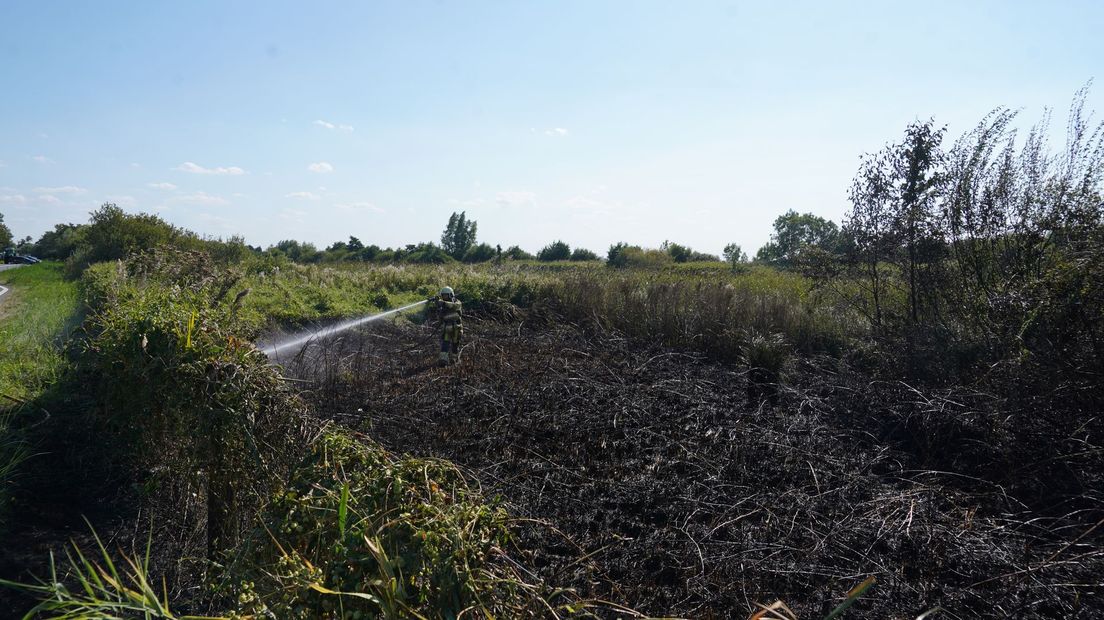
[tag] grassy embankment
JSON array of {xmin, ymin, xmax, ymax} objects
[{"xmin": 0, "ymin": 262, "xmax": 80, "ymax": 529}]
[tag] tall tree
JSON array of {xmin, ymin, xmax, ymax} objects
[
  {"xmin": 846, "ymin": 152, "xmax": 896, "ymax": 327},
  {"xmin": 441, "ymin": 211, "xmax": 477, "ymax": 259},
  {"xmin": 890, "ymin": 120, "xmax": 946, "ymax": 325},
  {"xmin": 723, "ymin": 243, "xmax": 748, "ymax": 266},
  {"xmin": 755, "ymin": 210, "xmax": 840, "ymax": 266},
  {"xmin": 0, "ymin": 212, "xmax": 12, "ymax": 248}
]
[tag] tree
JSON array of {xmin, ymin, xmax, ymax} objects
[
  {"xmin": 662, "ymin": 240, "xmax": 692, "ymax": 263},
  {"xmin": 270, "ymin": 239, "xmax": 321, "ymax": 263},
  {"xmin": 441, "ymin": 212, "xmax": 477, "ymax": 259},
  {"xmin": 404, "ymin": 243, "xmax": 454, "ymax": 264},
  {"xmin": 660, "ymin": 240, "xmax": 717, "ymax": 263},
  {"xmin": 354, "ymin": 244, "xmax": 382, "ymax": 262},
  {"xmin": 723, "ymin": 243, "xmax": 748, "ymax": 266},
  {"xmin": 33, "ymin": 223, "xmax": 86, "ymax": 259},
  {"xmin": 72, "ymin": 203, "xmax": 185, "ymax": 271},
  {"xmin": 843, "ymin": 120, "xmax": 946, "ymax": 328},
  {"xmin": 462, "ymin": 242, "xmax": 497, "ymax": 263},
  {"xmin": 570, "ymin": 247, "xmax": 599, "ymax": 261},
  {"xmin": 346, "ymin": 236, "xmax": 364, "ymax": 251},
  {"xmin": 0, "ymin": 212, "xmax": 13, "ymax": 248},
  {"xmin": 889, "ymin": 120, "xmax": 946, "ymax": 325},
  {"xmin": 607, "ymin": 242, "xmax": 632, "ymax": 267},
  {"xmin": 755, "ymin": 210, "xmax": 841, "ymax": 266},
  {"xmin": 502, "ymin": 245, "xmax": 533, "ymax": 260},
  {"xmin": 846, "ymin": 152, "xmax": 895, "ymax": 327},
  {"xmin": 537, "ymin": 240, "xmax": 571, "ymax": 261}
]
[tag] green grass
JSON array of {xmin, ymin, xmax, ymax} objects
[
  {"xmin": 0, "ymin": 262, "xmax": 81, "ymax": 532},
  {"xmin": 0, "ymin": 262, "xmax": 80, "ymax": 401}
]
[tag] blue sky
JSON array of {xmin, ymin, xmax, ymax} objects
[{"xmin": 1, "ymin": 1, "xmax": 1101, "ymax": 255}]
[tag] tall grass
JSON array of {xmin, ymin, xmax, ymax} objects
[{"xmin": 234, "ymin": 261, "xmax": 863, "ymax": 361}]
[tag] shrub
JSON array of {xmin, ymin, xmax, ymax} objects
[
  {"xmin": 502, "ymin": 245, "xmax": 534, "ymax": 260},
  {"xmin": 81, "ymin": 250, "xmax": 308, "ymax": 556},
  {"xmin": 537, "ymin": 240, "xmax": 571, "ymax": 261},
  {"xmin": 570, "ymin": 247, "xmax": 599, "ymax": 261},
  {"xmin": 225, "ymin": 432, "xmax": 558, "ymax": 618},
  {"xmin": 462, "ymin": 242, "xmax": 497, "ymax": 263}
]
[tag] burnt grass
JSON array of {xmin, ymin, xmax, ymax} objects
[{"xmin": 284, "ymin": 312, "xmax": 1103, "ymax": 619}]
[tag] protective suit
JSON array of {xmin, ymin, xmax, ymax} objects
[{"xmin": 431, "ymin": 286, "xmax": 463, "ymax": 365}]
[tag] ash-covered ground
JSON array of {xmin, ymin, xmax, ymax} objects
[{"xmin": 282, "ymin": 312, "xmax": 1103, "ymax": 619}]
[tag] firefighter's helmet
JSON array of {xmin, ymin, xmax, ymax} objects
[{"xmin": 439, "ymin": 286, "xmax": 454, "ymax": 300}]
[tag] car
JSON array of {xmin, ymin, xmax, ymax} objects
[{"xmin": 3, "ymin": 250, "xmax": 39, "ymax": 264}]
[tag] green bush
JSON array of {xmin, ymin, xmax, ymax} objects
[
  {"xmin": 225, "ymin": 432, "xmax": 558, "ymax": 619},
  {"xmin": 80, "ymin": 251, "xmax": 307, "ymax": 554},
  {"xmin": 537, "ymin": 240, "xmax": 571, "ymax": 261},
  {"xmin": 569, "ymin": 247, "xmax": 599, "ymax": 261}
]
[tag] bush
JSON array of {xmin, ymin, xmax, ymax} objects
[
  {"xmin": 404, "ymin": 243, "xmax": 455, "ymax": 264},
  {"xmin": 537, "ymin": 240, "xmax": 571, "ymax": 261},
  {"xmin": 462, "ymin": 242, "xmax": 497, "ymax": 263},
  {"xmin": 226, "ymin": 432, "xmax": 556, "ymax": 618},
  {"xmin": 65, "ymin": 203, "xmax": 190, "ymax": 276},
  {"xmin": 80, "ymin": 250, "xmax": 308, "ymax": 555},
  {"xmin": 502, "ymin": 245, "xmax": 534, "ymax": 260},
  {"xmin": 569, "ymin": 247, "xmax": 599, "ymax": 261}
]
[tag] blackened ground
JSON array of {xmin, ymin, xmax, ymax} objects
[{"xmin": 283, "ymin": 314, "xmax": 1103, "ymax": 619}]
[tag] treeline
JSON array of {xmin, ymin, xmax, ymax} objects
[{"xmin": 13, "ymin": 204, "xmax": 741, "ymax": 272}]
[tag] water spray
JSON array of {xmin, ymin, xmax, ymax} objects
[{"xmin": 258, "ymin": 299, "xmax": 428, "ymax": 359}]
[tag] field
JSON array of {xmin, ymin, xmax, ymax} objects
[
  {"xmin": 0, "ymin": 254, "xmax": 1100, "ymax": 619},
  {"xmin": 282, "ymin": 292, "xmax": 1101, "ymax": 618}
]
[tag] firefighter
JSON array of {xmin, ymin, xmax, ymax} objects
[{"xmin": 429, "ymin": 286, "xmax": 463, "ymax": 366}]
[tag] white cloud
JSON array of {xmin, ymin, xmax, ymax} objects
[
  {"xmin": 564, "ymin": 196, "xmax": 622, "ymax": 217},
  {"xmin": 172, "ymin": 191, "xmax": 229, "ymax": 206},
  {"xmin": 496, "ymin": 191, "xmax": 537, "ymax": 208},
  {"xmin": 175, "ymin": 161, "xmax": 246, "ymax": 175},
  {"xmin": 314, "ymin": 119, "xmax": 354, "ymax": 132},
  {"xmin": 335, "ymin": 201, "xmax": 384, "ymax": 213},
  {"xmin": 278, "ymin": 208, "xmax": 307, "ymax": 222},
  {"xmin": 0, "ymin": 194, "xmax": 27, "ymax": 205},
  {"xmin": 148, "ymin": 182, "xmax": 178, "ymax": 190},
  {"xmin": 32, "ymin": 155, "xmax": 53, "ymax": 163},
  {"xmin": 105, "ymin": 195, "xmax": 137, "ymax": 207},
  {"xmin": 0, "ymin": 161, "xmax": 6, "ymax": 168},
  {"xmin": 286, "ymin": 191, "xmax": 321, "ymax": 201},
  {"xmin": 307, "ymin": 161, "xmax": 334, "ymax": 174},
  {"xmin": 196, "ymin": 212, "xmax": 233, "ymax": 229},
  {"xmin": 545, "ymin": 127, "xmax": 568, "ymax": 136},
  {"xmin": 130, "ymin": 162, "xmax": 141, "ymax": 168},
  {"xmin": 34, "ymin": 185, "xmax": 87, "ymax": 194},
  {"xmin": 37, "ymin": 195, "xmax": 62, "ymax": 205}
]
